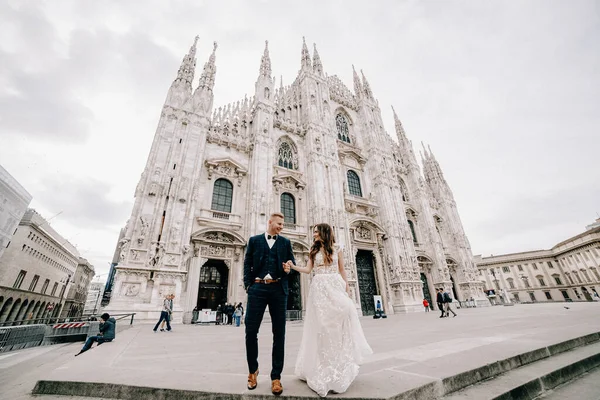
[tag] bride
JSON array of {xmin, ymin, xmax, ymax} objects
[{"xmin": 291, "ymin": 223, "xmax": 373, "ymax": 397}]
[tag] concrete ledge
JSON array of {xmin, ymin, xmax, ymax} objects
[
  {"xmin": 32, "ymin": 331, "xmax": 600, "ymax": 400},
  {"xmin": 439, "ymin": 331, "xmax": 600, "ymax": 396},
  {"xmin": 33, "ymin": 381, "xmax": 240, "ymax": 400},
  {"xmin": 492, "ymin": 352, "xmax": 600, "ymax": 400}
]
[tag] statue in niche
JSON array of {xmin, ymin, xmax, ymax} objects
[
  {"xmin": 119, "ymin": 238, "xmax": 130, "ymax": 263},
  {"xmin": 138, "ymin": 215, "xmax": 150, "ymax": 244},
  {"xmin": 149, "ymin": 168, "xmax": 161, "ymax": 196},
  {"xmin": 170, "ymin": 222, "xmax": 181, "ymax": 248}
]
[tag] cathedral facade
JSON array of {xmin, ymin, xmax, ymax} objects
[{"xmin": 105, "ymin": 37, "xmax": 487, "ymax": 322}]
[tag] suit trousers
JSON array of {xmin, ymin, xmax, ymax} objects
[{"xmin": 245, "ymin": 282, "xmax": 288, "ymax": 380}]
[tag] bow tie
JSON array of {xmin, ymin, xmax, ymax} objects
[{"xmin": 268, "ymin": 235, "xmax": 277, "ymax": 240}]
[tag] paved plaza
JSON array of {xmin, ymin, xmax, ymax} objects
[{"xmin": 1, "ymin": 302, "xmax": 600, "ymax": 399}]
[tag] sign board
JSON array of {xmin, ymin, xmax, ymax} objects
[{"xmin": 373, "ymin": 295, "xmax": 383, "ymax": 313}]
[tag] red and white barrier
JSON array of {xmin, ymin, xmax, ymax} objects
[{"xmin": 52, "ymin": 322, "xmax": 88, "ymax": 329}]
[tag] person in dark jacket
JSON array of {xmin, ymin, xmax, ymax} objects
[
  {"xmin": 75, "ymin": 313, "xmax": 116, "ymax": 356},
  {"xmin": 436, "ymin": 288, "xmax": 446, "ymax": 318}
]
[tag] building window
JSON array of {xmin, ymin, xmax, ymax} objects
[
  {"xmin": 210, "ymin": 178, "xmax": 233, "ymax": 213},
  {"xmin": 59, "ymin": 285, "xmax": 66, "ymax": 299},
  {"xmin": 277, "ymin": 141, "xmax": 297, "ymax": 170},
  {"xmin": 280, "ymin": 193, "xmax": 296, "ymax": 224},
  {"xmin": 336, "ymin": 114, "xmax": 351, "ymax": 143},
  {"xmin": 565, "ymin": 272, "xmax": 574, "ymax": 285},
  {"xmin": 29, "ymin": 275, "xmax": 40, "ymax": 292},
  {"xmin": 591, "ymin": 268, "xmax": 600, "ymax": 281},
  {"xmin": 41, "ymin": 279, "xmax": 50, "ymax": 294},
  {"xmin": 561, "ymin": 290, "xmax": 570, "ymax": 300},
  {"xmin": 554, "ymin": 276, "xmax": 563, "ymax": 285},
  {"xmin": 507, "ymin": 279, "xmax": 515, "ymax": 289},
  {"xmin": 532, "ymin": 263, "xmax": 538, "ymax": 270},
  {"xmin": 513, "ymin": 293, "xmax": 520, "ymax": 302},
  {"xmin": 583, "ymin": 251, "xmax": 590, "ymax": 261},
  {"xmin": 523, "ymin": 278, "xmax": 530, "ymax": 288},
  {"xmin": 51, "ymin": 282, "xmax": 58, "ymax": 296},
  {"xmin": 347, "ymin": 170, "xmax": 362, "ymax": 197},
  {"xmin": 581, "ymin": 269, "xmax": 591, "ymax": 282},
  {"xmin": 199, "ymin": 265, "xmax": 222, "ymax": 284},
  {"xmin": 544, "ymin": 291, "xmax": 552, "ymax": 300},
  {"xmin": 517, "ymin": 265, "xmax": 523, "ymax": 271},
  {"xmin": 13, "ymin": 270, "xmax": 27, "ymax": 289},
  {"xmin": 502, "ymin": 266, "xmax": 510, "ymax": 273},
  {"xmin": 537, "ymin": 277, "xmax": 546, "ymax": 287},
  {"xmin": 407, "ymin": 220, "xmax": 418, "ymax": 243},
  {"xmin": 547, "ymin": 261, "xmax": 554, "ymax": 269},
  {"xmin": 529, "ymin": 292, "xmax": 536, "ymax": 302}
]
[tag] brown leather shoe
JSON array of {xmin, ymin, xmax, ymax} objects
[
  {"xmin": 271, "ymin": 379, "xmax": 283, "ymax": 396},
  {"xmin": 247, "ymin": 369, "xmax": 258, "ymax": 390}
]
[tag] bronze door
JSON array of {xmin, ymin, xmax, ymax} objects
[
  {"xmin": 421, "ymin": 273, "xmax": 433, "ymax": 309},
  {"xmin": 287, "ymin": 272, "xmax": 302, "ymax": 310},
  {"xmin": 197, "ymin": 260, "xmax": 228, "ymax": 310},
  {"xmin": 356, "ymin": 250, "xmax": 377, "ymax": 315}
]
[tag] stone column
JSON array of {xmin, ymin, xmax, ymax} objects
[{"xmin": 183, "ymin": 255, "xmax": 207, "ymax": 323}]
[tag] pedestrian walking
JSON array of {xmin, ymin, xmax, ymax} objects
[
  {"xmin": 436, "ymin": 288, "xmax": 446, "ymax": 318},
  {"xmin": 153, "ymin": 294, "xmax": 173, "ymax": 332},
  {"xmin": 443, "ymin": 290, "xmax": 457, "ymax": 317},
  {"xmin": 422, "ymin": 298, "xmax": 429, "ymax": 312}
]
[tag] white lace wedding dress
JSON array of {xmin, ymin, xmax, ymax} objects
[{"xmin": 294, "ymin": 246, "xmax": 373, "ymax": 397}]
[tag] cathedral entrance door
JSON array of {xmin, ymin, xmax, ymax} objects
[
  {"xmin": 450, "ymin": 276, "xmax": 459, "ymax": 301},
  {"xmin": 197, "ymin": 260, "xmax": 229, "ymax": 311},
  {"xmin": 420, "ymin": 273, "xmax": 433, "ymax": 309},
  {"xmin": 356, "ymin": 250, "xmax": 377, "ymax": 315},
  {"xmin": 287, "ymin": 272, "xmax": 302, "ymax": 311}
]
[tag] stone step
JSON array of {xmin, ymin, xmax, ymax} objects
[
  {"xmin": 31, "ymin": 331, "xmax": 600, "ymax": 400},
  {"xmin": 443, "ymin": 341, "xmax": 600, "ymax": 400}
]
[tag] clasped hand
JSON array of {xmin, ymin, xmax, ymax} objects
[{"xmin": 282, "ymin": 260, "xmax": 294, "ymax": 274}]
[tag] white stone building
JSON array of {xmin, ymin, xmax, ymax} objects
[
  {"xmin": 105, "ymin": 37, "xmax": 486, "ymax": 322},
  {"xmin": 84, "ymin": 280, "xmax": 106, "ymax": 315},
  {"xmin": 62, "ymin": 257, "xmax": 95, "ymax": 318},
  {"xmin": 475, "ymin": 223, "xmax": 600, "ymax": 303},
  {"xmin": 0, "ymin": 165, "xmax": 32, "ymax": 260},
  {"xmin": 0, "ymin": 209, "xmax": 79, "ymax": 323}
]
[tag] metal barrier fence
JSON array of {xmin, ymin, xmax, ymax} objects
[
  {"xmin": 286, "ymin": 310, "xmax": 303, "ymax": 321},
  {"xmin": 0, "ymin": 313, "xmax": 136, "ymax": 353},
  {"xmin": 42, "ymin": 321, "xmax": 97, "ymax": 346},
  {"xmin": 0, "ymin": 324, "xmax": 47, "ymax": 353}
]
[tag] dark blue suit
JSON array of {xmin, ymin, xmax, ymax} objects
[{"xmin": 244, "ymin": 233, "xmax": 295, "ymax": 380}]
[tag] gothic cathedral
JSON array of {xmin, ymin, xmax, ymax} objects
[{"xmin": 105, "ymin": 37, "xmax": 487, "ymax": 322}]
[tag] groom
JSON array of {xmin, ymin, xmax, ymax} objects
[{"xmin": 244, "ymin": 212, "xmax": 295, "ymax": 396}]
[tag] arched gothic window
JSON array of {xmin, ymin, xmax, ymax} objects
[
  {"xmin": 277, "ymin": 140, "xmax": 297, "ymax": 170},
  {"xmin": 211, "ymin": 178, "xmax": 233, "ymax": 213},
  {"xmin": 280, "ymin": 193, "xmax": 296, "ymax": 224},
  {"xmin": 347, "ymin": 170, "xmax": 362, "ymax": 197},
  {"xmin": 199, "ymin": 265, "xmax": 222, "ymax": 284},
  {"xmin": 399, "ymin": 179, "xmax": 409, "ymax": 202},
  {"xmin": 407, "ymin": 220, "xmax": 418, "ymax": 243},
  {"xmin": 336, "ymin": 114, "xmax": 351, "ymax": 143}
]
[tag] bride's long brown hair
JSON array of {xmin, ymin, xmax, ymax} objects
[{"xmin": 309, "ymin": 223, "xmax": 336, "ymax": 265}]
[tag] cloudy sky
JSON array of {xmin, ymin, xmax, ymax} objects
[{"xmin": 1, "ymin": 1, "xmax": 599, "ymax": 278}]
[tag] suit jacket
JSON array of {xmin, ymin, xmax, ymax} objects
[
  {"xmin": 436, "ymin": 292, "xmax": 444, "ymax": 303},
  {"xmin": 443, "ymin": 292, "xmax": 452, "ymax": 303},
  {"xmin": 243, "ymin": 233, "xmax": 296, "ymax": 295}
]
